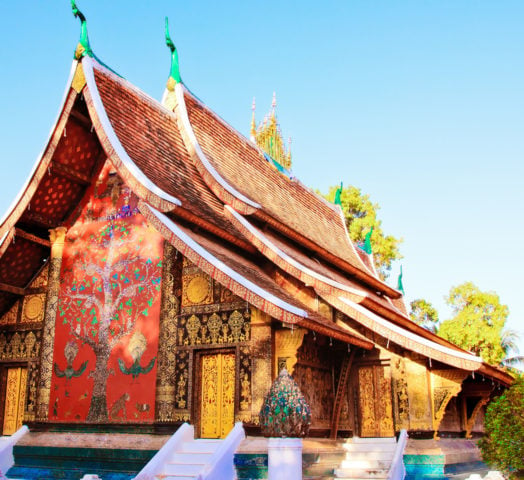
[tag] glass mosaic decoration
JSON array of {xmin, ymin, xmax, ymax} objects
[{"xmin": 259, "ymin": 368, "xmax": 311, "ymax": 437}]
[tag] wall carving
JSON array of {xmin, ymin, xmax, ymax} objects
[
  {"xmin": 177, "ymin": 310, "xmax": 250, "ymax": 346},
  {"xmin": 22, "ymin": 294, "xmax": 46, "ymax": 323},
  {"xmin": 391, "ymin": 357, "xmax": 410, "ymax": 430},
  {"xmin": 29, "ymin": 264, "xmax": 49, "ymax": 289},
  {"xmin": 0, "ymin": 331, "xmax": 40, "ymax": 360},
  {"xmin": 237, "ymin": 345, "xmax": 252, "ymax": 422},
  {"xmin": 173, "ymin": 349, "xmax": 190, "ymax": 422},
  {"xmin": 431, "ymin": 369, "xmax": 467, "ymax": 438},
  {"xmin": 406, "ymin": 359, "xmax": 432, "ymax": 431},
  {"xmin": 23, "ymin": 361, "xmax": 39, "ymax": 422}
]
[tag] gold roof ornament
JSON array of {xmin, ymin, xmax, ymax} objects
[{"xmin": 253, "ymin": 93, "xmax": 292, "ymax": 172}]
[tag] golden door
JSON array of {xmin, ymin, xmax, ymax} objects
[
  {"xmin": 2, "ymin": 367, "xmax": 27, "ymax": 435},
  {"xmin": 358, "ymin": 364, "xmax": 394, "ymax": 437},
  {"xmin": 200, "ymin": 352, "xmax": 235, "ymax": 438}
]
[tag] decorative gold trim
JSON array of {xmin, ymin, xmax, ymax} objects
[
  {"xmin": 72, "ymin": 63, "xmax": 87, "ymax": 94},
  {"xmin": 274, "ymin": 327, "xmax": 306, "ymax": 375}
]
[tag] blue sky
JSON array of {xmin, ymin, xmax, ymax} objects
[{"xmin": 0, "ymin": 1, "xmax": 523, "ymax": 356}]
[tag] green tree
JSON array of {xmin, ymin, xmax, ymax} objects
[
  {"xmin": 410, "ymin": 299, "xmax": 439, "ymax": 332},
  {"xmin": 478, "ymin": 376, "xmax": 524, "ymax": 478},
  {"xmin": 437, "ymin": 282, "xmax": 510, "ymax": 365},
  {"xmin": 324, "ymin": 185, "xmax": 402, "ymax": 279}
]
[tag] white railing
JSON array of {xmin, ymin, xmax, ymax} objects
[
  {"xmin": 0, "ymin": 425, "xmax": 29, "ymax": 475},
  {"xmin": 134, "ymin": 422, "xmax": 194, "ymax": 480},
  {"xmin": 387, "ymin": 429, "xmax": 408, "ymax": 480},
  {"xmin": 199, "ymin": 422, "xmax": 245, "ymax": 480}
]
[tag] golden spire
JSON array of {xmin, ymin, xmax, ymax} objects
[{"xmin": 253, "ymin": 93, "xmax": 292, "ymax": 171}]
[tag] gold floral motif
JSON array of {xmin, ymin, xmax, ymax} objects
[
  {"xmin": 182, "ymin": 273, "xmax": 213, "ymax": 307},
  {"xmin": 22, "ymin": 294, "xmax": 46, "ymax": 323},
  {"xmin": 207, "ymin": 313, "xmax": 221, "ymax": 343},
  {"xmin": 186, "ymin": 315, "xmax": 201, "ymax": 344},
  {"xmin": 228, "ymin": 311, "xmax": 244, "ymax": 343}
]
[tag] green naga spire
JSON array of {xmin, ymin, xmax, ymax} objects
[
  {"xmin": 363, "ymin": 226, "xmax": 374, "ymax": 255},
  {"xmin": 334, "ymin": 182, "xmax": 343, "ymax": 207},
  {"xmin": 397, "ymin": 265, "xmax": 405, "ymax": 294},
  {"xmin": 71, "ymin": 0, "xmax": 93, "ymax": 60},
  {"xmin": 165, "ymin": 17, "xmax": 181, "ymax": 90}
]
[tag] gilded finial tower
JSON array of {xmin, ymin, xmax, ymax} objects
[{"xmin": 252, "ymin": 93, "xmax": 292, "ymax": 171}]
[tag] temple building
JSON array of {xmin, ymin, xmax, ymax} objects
[{"xmin": 0, "ymin": 7, "xmax": 513, "ymax": 447}]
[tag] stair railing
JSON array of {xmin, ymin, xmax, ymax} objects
[
  {"xmin": 387, "ymin": 429, "xmax": 408, "ymax": 480},
  {"xmin": 0, "ymin": 425, "xmax": 29, "ymax": 474},
  {"xmin": 199, "ymin": 422, "xmax": 245, "ymax": 480},
  {"xmin": 134, "ymin": 422, "xmax": 194, "ymax": 480}
]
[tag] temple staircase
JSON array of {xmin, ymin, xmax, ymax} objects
[
  {"xmin": 135, "ymin": 422, "xmax": 245, "ymax": 480},
  {"xmin": 333, "ymin": 436, "xmax": 402, "ymax": 480}
]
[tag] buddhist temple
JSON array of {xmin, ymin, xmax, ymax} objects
[{"xmin": 0, "ymin": 4, "xmax": 514, "ymax": 479}]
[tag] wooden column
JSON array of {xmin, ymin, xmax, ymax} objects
[{"xmin": 35, "ymin": 227, "xmax": 67, "ymax": 421}]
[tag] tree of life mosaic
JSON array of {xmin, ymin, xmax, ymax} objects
[{"xmin": 49, "ymin": 164, "xmax": 163, "ymax": 423}]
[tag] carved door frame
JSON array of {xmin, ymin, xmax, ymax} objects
[
  {"xmin": 0, "ymin": 362, "xmax": 28, "ymax": 435},
  {"xmin": 193, "ymin": 347, "xmax": 237, "ymax": 438}
]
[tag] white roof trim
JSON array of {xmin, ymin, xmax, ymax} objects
[
  {"xmin": 174, "ymin": 83, "xmax": 261, "ymax": 209},
  {"xmin": 0, "ymin": 61, "xmax": 79, "ymax": 227},
  {"xmin": 338, "ymin": 296, "xmax": 482, "ymax": 364},
  {"xmin": 226, "ymin": 205, "xmax": 372, "ymax": 298},
  {"xmin": 0, "ymin": 231, "xmax": 8, "ymax": 249},
  {"xmin": 147, "ymin": 206, "xmax": 307, "ymax": 317},
  {"xmin": 83, "ymin": 58, "xmax": 182, "ymax": 207}
]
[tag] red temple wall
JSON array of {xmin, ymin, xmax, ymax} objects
[{"xmin": 49, "ymin": 164, "xmax": 163, "ymax": 423}]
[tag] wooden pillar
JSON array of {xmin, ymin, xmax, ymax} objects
[{"xmin": 35, "ymin": 227, "xmax": 67, "ymax": 421}]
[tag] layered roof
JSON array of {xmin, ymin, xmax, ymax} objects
[{"xmin": 0, "ymin": 40, "xmax": 513, "ymax": 386}]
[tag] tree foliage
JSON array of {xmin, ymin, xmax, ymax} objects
[
  {"xmin": 437, "ymin": 282, "xmax": 510, "ymax": 365},
  {"xmin": 410, "ymin": 298, "xmax": 439, "ymax": 332},
  {"xmin": 324, "ymin": 184, "xmax": 402, "ymax": 279},
  {"xmin": 478, "ymin": 376, "xmax": 524, "ymax": 478}
]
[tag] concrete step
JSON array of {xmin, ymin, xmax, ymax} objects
[
  {"xmin": 179, "ymin": 440, "xmax": 220, "ymax": 454},
  {"xmin": 334, "ymin": 467, "xmax": 389, "ymax": 479},
  {"xmin": 339, "ymin": 459, "xmax": 391, "ymax": 470},
  {"xmin": 155, "ymin": 476, "xmax": 198, "ymax": 480},
  {"xmin": 162, "ymin": 462, "xmax": 206, "ymax": 475},
  {"xmin": 342, "ymin": 443, "xmax": 396, "ymax": 453},
  {"xmin": 169, "ymin": 451, "xmax": 214, "ymax": 464},
  {"xmin": 342, "ymin": 451, "xmax": 395, "ymax": 461},
  {"xmin": 351, "ymin": 437, "xmax": 396, "ymax": 444}
]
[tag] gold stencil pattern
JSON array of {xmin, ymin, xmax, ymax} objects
[
  {"xmin": 182, "ymin": 273, "xmax": 213, "ymax": 307},
  {"xmin": 0, "ymin": 331, "xmax": 40, "ymax": 360}
]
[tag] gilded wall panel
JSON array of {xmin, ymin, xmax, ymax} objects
[
  {"xmin": 0, "ymin": 301, "xmax": 19, "ymax": 326},
  {"xmin": 24, "ymin": 361, "xmax": 39, "ymax": 422},
  {"xmin": 177, "ymin": 310, "xmax": 250, "ymax": 346},
  {"xmin": 237, "ymin": 345, "xmax": 252, "ymax": 422},
  {"xmin": 250, "ymin": 308, "xmax": 271, "ymax": 424},
  {"xmin": 391, "ymin": 357, "xmax": 410, "ymax": 430},
  {"xmin": 21, "ymin": 294, "xmax": 46, "ymax": 323},
  {"xmin": 405, "ymin": 359, "xmax": 432, "ymax": 431},
  {"xmin": 173, "ymin": 349, "xmax": 190, "ymax": 422},
  {"xmin": 0, "ymin": 331, "xmax": 40, "ymax": 360}
]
